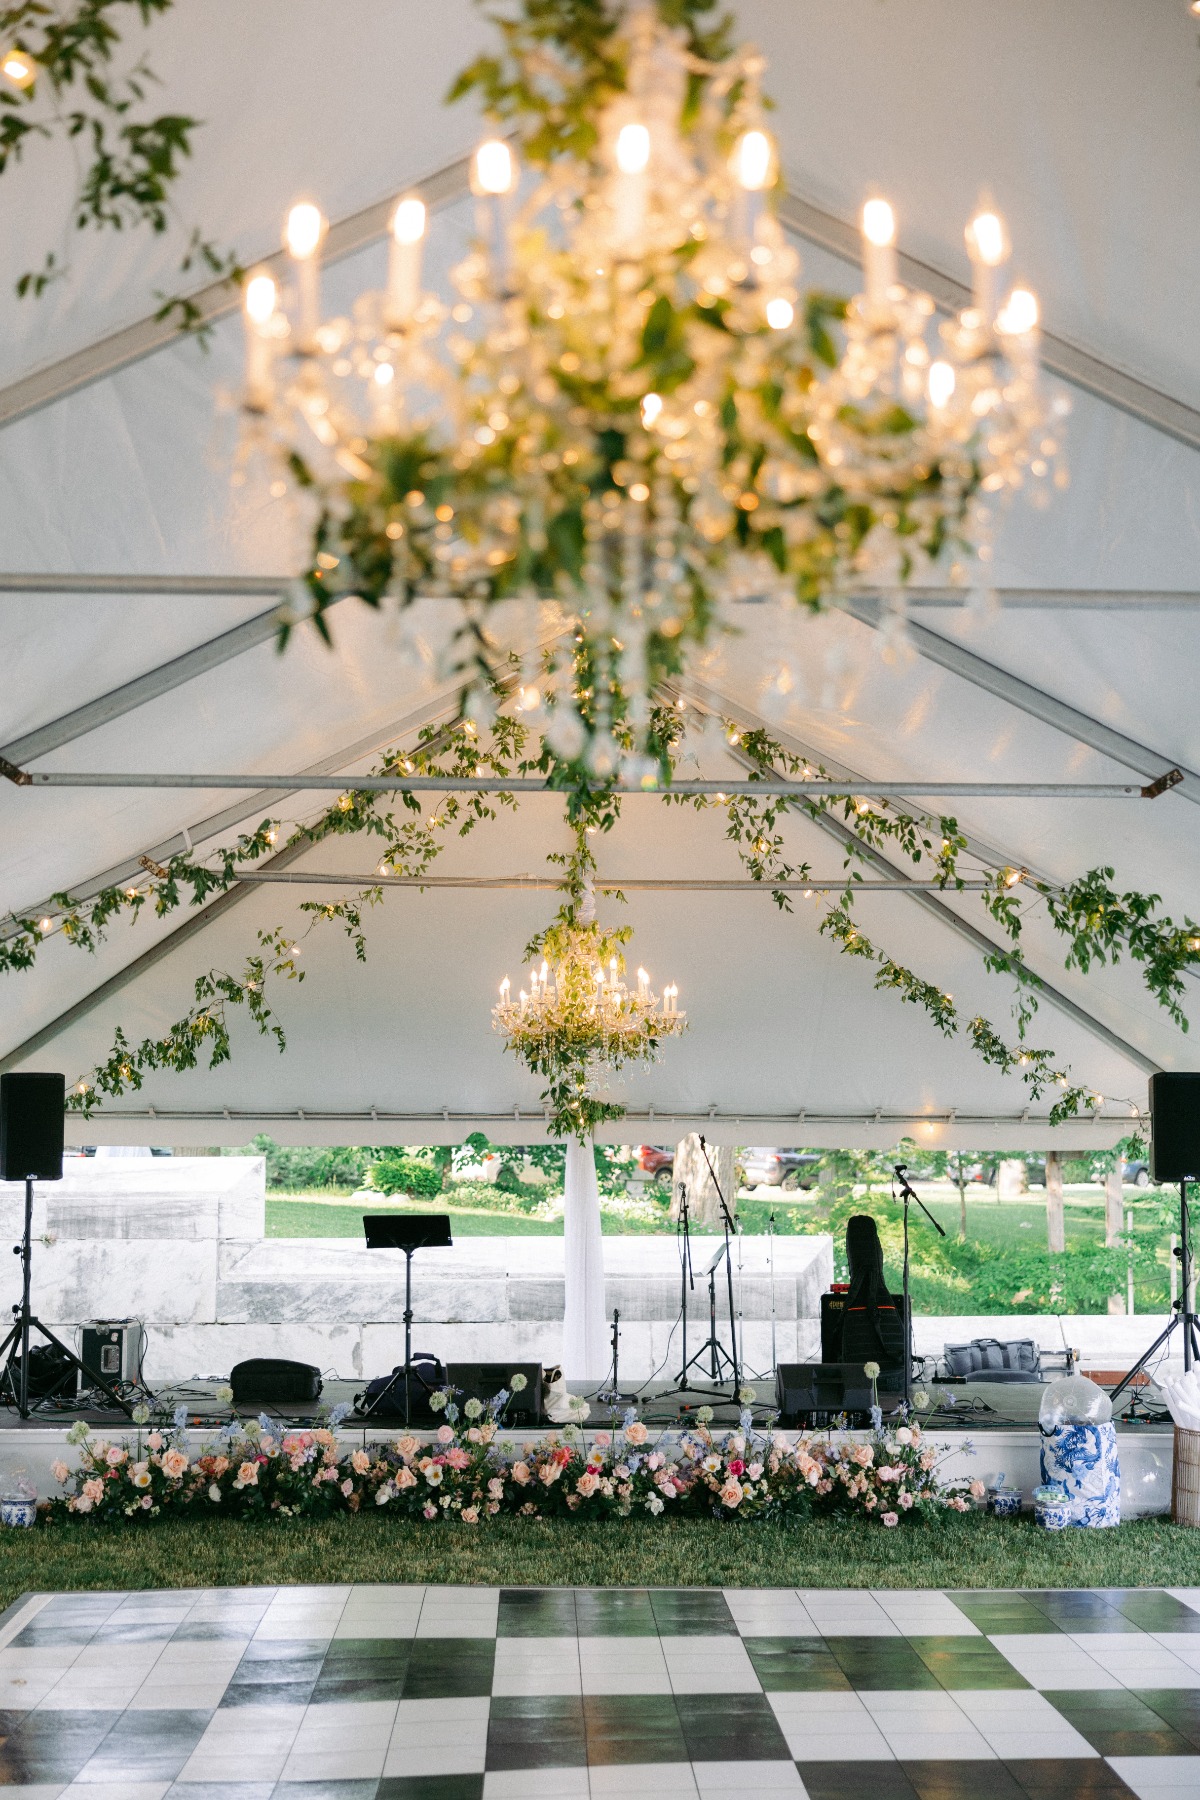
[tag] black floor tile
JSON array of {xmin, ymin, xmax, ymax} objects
[
  {"xmin": 902, "ymin": 1762, "xmax": 1027, "ymax": 1800},
  {"xmin": 498, "ymin": 1588, "xmax": 577, "ymax": 1636},
  {"xmin": 274, "ymin": 1784, "xmax": 382, "ymax": 1799},
  {"xmin": 583, "ymin": 1693, "xmax": 688, "ymax": 1764},
  {"xmin": 8, "ymin": 1620, "xmax": 99, "ymax": 1647},
  {"xmin": 76, "ymin": 1707, "xmax": 212, "ymax": 1779},
  {"xmin": 650, "ymin": 1590, "xmax": 737, "ymax": 1635},
  {"xmin": 173, "ymin": 1618, "xmax": 256, "ymax": 1641},
  {"xmin": 798, "ymin": 1765, "xmax": 921, "ymax": 1800},
  {"xmin": 1102, "ymin": 1588, "xmax": 1200, "ymax": 1631},
  {"xmin": 486, "ymin": 1694, "xmax": 587, "ymax": 1770},
  {"xmin": 220, "ymin": 1676, "xmax": 317, "ymax": 1706},
  {"xmin": 574, "ymin": 1589, "xmax": 658, "ymax": 1636},
  {"xmin": 164, "ymin": 1784, "xmax": 276, "ymax": 1799},
  {"xmin": 1023, "ymin": 1591, "xmax": 1135, "ymax": 1630},
  {"xmin": 947, "ymin": 1596, "xmax": 1061, "ymax": 1635},
  {"xmin": 0, "ymin": 1709, "xmax": 115, "ymax": 1783},
  {"xmin": 824, "ymin": 1637, "xmax": 942, "ymax": 1690},
  {"xmin": 311, "ymin": 1673, "xmax": 408, "ymax": 1703},
  {"xmin": 910, "ymin": 1637, "xmax": 1030, "ymax": 1689},
  {"xmin": 743, "ymin": 1635, "xmax": 852, "ymax": 1691},
  {"xmin": 1004, "ymin": 1758, "xmax": 1141, "ymax": 1798},
  {"xmin": 377, "ymin": 1778, "xmax": 484, "ymax": 1800},
  {"xmin": 324, "ymin": 1638, "xmax": 413, "ymax": 1666},
  {"xmin": 674, "ymin": 1691, "xmax": 791, "ymax": 1761},
  {"xmin": 1134, "ymin": 1686, "xmax": 1200, "ymax": 1748},
  {"xmin": 92, "ymin": 1618, "xmax": 181, "ymax": 1643},
  {"xmin": 1043, "ymin": 1686, "xmax": 1193, "ymax": 1753},
  {"xmin": 402, "ymin": 1638, "xmax": 494, "ymax": 1699}
]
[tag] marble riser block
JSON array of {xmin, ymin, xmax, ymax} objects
[
  {"xmin": 27, "ymin": 1241, "xmax": 217, "ymax": 1326},
  {"xmin": 0, "ymin": 1159, "xmax": 265, "ymax": 1241},
  {"xmin": 215, "ymin": 1278, "xmax": 512, "ymax": 1326}
]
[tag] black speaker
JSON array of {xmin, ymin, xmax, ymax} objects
[
  {"xmin": 1149, "ymin": 1072, "xmax": 1200, "ymax": 1184},
  {"xmin": 0, "ymin": 1072, "xmax": 65, "ymax": 1182},
  {"xmin": 446, "ymin": 1361, "xmax": 543, "ymax": 1426},
  {"xmin": 775, "ymin": 1361, "xmax": 903, "ymax": 1426},
  {"xmin": 229, "ymin": 1358, "xmax": 323, "ymax": 1405}
]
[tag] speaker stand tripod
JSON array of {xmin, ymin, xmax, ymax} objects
[
  {"xmin": 1110, "ymin": 1178, "xmax": 1200, "ymax": 1407},
  {"xmin": 674, "ymin": 1138, "xmax": 741, "ymax": 1398},
  {"xmin": 0, "ymin": 1176, "xmax": 133, "ymax": 1419}
]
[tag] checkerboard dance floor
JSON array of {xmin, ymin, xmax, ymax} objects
[{"xmin": 2, "ymin": 1584, "xmax": 1200, "ymax": 1799}]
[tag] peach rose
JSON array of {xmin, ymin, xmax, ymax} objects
[
  {"xmin": 235, "ymin": 1461, "xmax": 259, "ymax": 1488},
  {"xmin": 82, "ymin": 1478, "xmax": 104, "ymax": 1503},
  {"xmin": 511, "ymin": 1461, "xmax": 531, "ymax": 1485},
  {"xmin": 160, "ymin": 1449, "xmax": 189, "ymax": 1480},
  {"xmin": 350, "ymin": 1449, "xmax": 371, "ymax": 1475},
  {"xmin": 719, "ymin": 1480, "xmax": 744, "ymax": 1508},
  {"xmin": 625, "ymin": 1421, "xmax": 648, "ymax": 1447},
  {"xmin": 576, "ymin": 1471, "xmax": 600, "ymax": 1497}
]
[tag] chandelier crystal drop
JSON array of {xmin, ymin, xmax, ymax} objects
[{"xmin": 240, "ymin": 0, "xmax": 1067, "ymax": 775}]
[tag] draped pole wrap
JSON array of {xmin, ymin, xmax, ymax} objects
[{"xmin": 562, "ymin": 1132, "xmax": 607, "ymax": 1379}]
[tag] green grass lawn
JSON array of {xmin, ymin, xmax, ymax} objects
[{"xmin": 6, "ymin": 1514, "xmax": 1199, "ymax": 1605}]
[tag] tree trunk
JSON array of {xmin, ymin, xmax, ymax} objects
[
  {"xmin": 997, "ymin": 1158, "xmax": 1028, "ymax": 1202},
  {"xmin": 1106, "ymin": 1159, "xmax": 1126, "ymax": 1314},
  {"xmin": 954, "ymin": 1152, "xmax": 967, "ymax": 1241},
  {"xmin": 673, "ymin": 1134, "xmax": 735, "ymax": 1232},
  {"xmin": 1045, "ymin": 1150, "xmax": 1065, "ymax": 1254}
]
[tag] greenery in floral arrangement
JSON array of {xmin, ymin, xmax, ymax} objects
[
  {"xmin": 0, "ymin": 0, "xmax": 240, "ymax": 325},
  {"xmin": 44, "ymin": 1385, "xmax": 980, "ymax": 1531}
]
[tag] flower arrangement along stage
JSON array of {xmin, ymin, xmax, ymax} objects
[{"xmin": 44, "ymin": 1382, "xmax": 983, "ymax": 1531}]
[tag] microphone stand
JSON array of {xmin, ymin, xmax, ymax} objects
[
  {"xmin": 892, "ymin": 1164, "xmax": 945, "ymax": 1410},
  {"xmin": 676, "ymin": 1181, "xmax": 695, "ymax": 1390},
  {"xmin": 699, "ymin": 1135, "xmax": 741, "ymax": 1401}
]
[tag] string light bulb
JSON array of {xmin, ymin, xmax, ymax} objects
[
  {"xmin": 244, "ymin": 270, "xmax": 277, "ymax": 325},
  {"xmin": 615, "ymin": 121, "xmax": 651, "ymax": 174},
  {"xmin": 1, "ymin": 48, "xmax": 35, "ymax": 88},
  {"xmin": 996, "ymin": 286, "xmax": 1039, "ymax": 336},
  {"xmin": 284, "ymin": 202, "xmax": 325, "ymax": 261}
]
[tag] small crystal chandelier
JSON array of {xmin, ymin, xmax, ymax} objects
[
  {"xmin": 238, "ymin": 0, "xmax": 1066, "ymax": 775},
  {"xmin": 491, "ymin": 880, "xmax": 685, "ymax": 1134}
]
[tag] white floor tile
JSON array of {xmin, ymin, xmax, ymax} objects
[
  {"xmin": 385, "ymin": 1695, "xmax": 490, "ymax": 1775},
  {"xmin": 482, "ymin": 1770, "xmax": 588, "ymax": 1797},
  {"xmin": 587, "ymin": 1763, "xmax": 699, "ymax": 1797},
  {"xmin": 62, "ymin": 1786, "xmax": 171, "ymax": 1800},
  {"xmin": 1106, "ymin": 1758, "xmax": 1200, "ymax": 1797},
  {"xmin": 768, "ymin": 1691, "xmax": 873, "ymax": 1721},
  {"xmin": 984, "ymin": 1730, "xmax": 1099, "ymax": 1758},
  {"xmin": 279, "ymin": 1744, "xmax": 388, "ymax": 1781},
  {"xmin": 693, "ymin": 1761, "xmax": 805, "ymax": 1794},
  {"xmin": 880, "ymin": 1730, "xmax": 996, "ymax": 1761},
  {"xmin": 0, "ymin": 1595, "xmax": 53, "ymax": 1650},
  {"xmin": 1165, "ymin": 1589, "xmax": 1200, "ymax": 1615}
]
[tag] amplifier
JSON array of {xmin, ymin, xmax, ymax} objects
[
  {"xmin": 775, "ymin": 1361, "xmax": 904, "ymax": 1427},
  {"xmin": 79, "ymin": 1320, "xmax": 144, "ymax": 1392},
  {"xmin": 446, "ymin": 1361, "xmax": 543, "ymax": 1426},
  {"xmin": 230, "ymin": 1358, "xmax": 323, "ymax": 1405},
  {"xmin": 820, "ymin": 1290, "xmax": 908, "ymax": 1363}
]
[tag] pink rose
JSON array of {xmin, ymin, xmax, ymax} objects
[
  {"xmin": 395, "ymin": 1466, "xmax": 417, "ymax": 1489},
  {"xmin": 657, "ymin": 1478, "xmax": 677, "ymax": 1498},
  {"xmin": 719, "ymin": 1480, "xmax": 744, "ymax": 1508},
  {"xmin": 727, "ymin": 1458, "xmax": 745, "ymax": 1477},
  {"xmin": 881, "ymin": 1511, "xmax": 899, "ymax": 1527},
  {"xmin": 147, "ymin": 1432, "xmax": 162, "ymax": 1450},
  {"xmin": 422, "ymin": 1504, "xmax": 437, "ymax": 1519},
  {"xmin": 747, "ymin": 1462, "xmax": 763, "ymax": 1481},
  {"xmin": 467, "ymin": 1427, "xmax": 482, "ymax": 1443},
  {"xmin": 105, "ymin": 1445, "xmax": 126, "ymax": 1466},
  {"xmin": 899, "ymin": 1491, "xmax": 914, "ymax": 1509},
  {"xmin": 82, "ymin": 1478, "xmax": 104, "ymax": 1503},
  {"xmin": 488, "ymin": 1478, "xmax": 505, "ymax": 1499},
  {"xmin": 625, "ymin": 1422, "xmax": 648, "ymax": 1446},
  {"xmin": 140, "ymin": 1494, "xmax": 153, "ymax": 1509},
  {"xmin": 341, "ymin": 1478, "xmax": 354, "ymax": 1497},
  {"xmin": 646, "ymin": 1452, "xmax": 665, "ymax": 1471},
  {"xmin": 50, "ymin": 1459, "xmax": 69, "ymax": 1484},
  {"xmin": 73, "ymin": 1495, "xmax": 93, "ymax": 1513},
  {"xmin": 437, "ymin": 1425, "xmax": 454, "ymax": 1444},
  {"xmin": 969, "ymin": 1479, "xmax": 986, "ymax": 1500},
  {"xmin": 594, "ymin": 1433, "xmax": 611, "ymax": 1448}
]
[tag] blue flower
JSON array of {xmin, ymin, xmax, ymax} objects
[{"xmin": 328, "ymin": 1401, "xmax": 351, "ymax": 1429}]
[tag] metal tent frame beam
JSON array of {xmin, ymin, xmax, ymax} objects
[{"xmin": 843, "ymin": 597, "xmax": 1200, "ymax": 807}]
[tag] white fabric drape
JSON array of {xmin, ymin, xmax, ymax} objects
[{"xmin": 562, "ymin": 1132, "xmax": 607, "ymax": 1379}]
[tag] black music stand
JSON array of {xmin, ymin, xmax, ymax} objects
[
  {"xmin": 674, "ymin": 1137, "xmax": 741, "ymax": 1396},
  {"xmin": 358, "ymin": 1214, "xmax": 453, "ymax": 1424},
  {"xmin": 892, "ymin": 1164, "xmax": 945, "ymax": 1411},
  {"xmin": 1110, "ymin": 1177, "xmax": 1200, "ymax": 1404}
]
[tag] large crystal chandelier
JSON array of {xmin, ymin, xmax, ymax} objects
[{"xmin": 240, "ymin": 0, "xmax": 1065, "ymax": 776}]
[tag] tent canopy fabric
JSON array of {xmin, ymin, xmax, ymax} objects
[{"xmin": 1, "ymin": 0, "xmax": 1197, "ymax": 1150}]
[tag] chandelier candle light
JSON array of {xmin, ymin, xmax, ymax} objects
[{"xmin": 240, "ymin": 0, "xmax": 1066, "ymax": 775}]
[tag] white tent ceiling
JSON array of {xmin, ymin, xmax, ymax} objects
[{"xmin": 1, "ymin": 0, "xmax": 1198, "ymax": 1149}]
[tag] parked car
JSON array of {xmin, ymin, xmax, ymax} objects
[
  {"xmin": 636, "ymin": 1145, "xmax": 675, "ymax": 1188},
  {"xmin": 1125, "ymin": 1159, "xmax": 1150, "ymax": 1186},
  {"xmin": 741, "ymin": 1148, "xmax": 821, "ymax": 1191}
]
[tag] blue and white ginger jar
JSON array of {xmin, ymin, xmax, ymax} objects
[{"xmin": 1039, "ymin": 1421, "xmax": 1121, "ymax": 1528}]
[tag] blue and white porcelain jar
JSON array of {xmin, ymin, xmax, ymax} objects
[
  {"xmin": 1039, "ymin": 1421, "xmax": 1121, "ymax": 1527},
  {"xmin": 1033, "ymin": 1482, "xmax": 1071, "ymax": 1530},
  {"xmin": 987, "ymin": 1474, "xmax": 1021, "ymax": 1518},
  {"xmin": 0, "ymin": 1493, "xmax": 36, "ymax": 1528}
]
